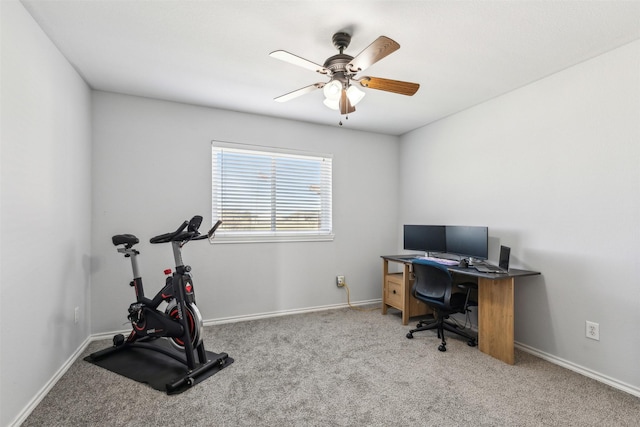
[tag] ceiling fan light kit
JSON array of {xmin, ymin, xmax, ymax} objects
[
  {"xmin": 322, "ymin": 80, "xmax": 365, "ymax": 111},
  {"xmin": 270, "ymin": 32, "xmax": 420, "ymax": 120}
]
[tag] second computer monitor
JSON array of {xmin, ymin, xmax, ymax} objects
[{"xmin": 445, "ymin": 225, "xmax": 488, "ymax": 260}]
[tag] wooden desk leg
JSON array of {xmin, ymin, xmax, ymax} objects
[
  {"xmin": 478, "ymin": 277, "xmax": 515, "ymax": 365},
  {"xmin": 382, "ymin": 259, "xmax": 389, "ymax": 315},
  {"xmin": 401, "ymin": 263, "xmax": 411, "ymax": 325}
]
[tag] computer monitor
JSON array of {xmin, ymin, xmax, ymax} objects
[
  {"xmin": 403, "ymin": 225, "xmax": 446, "ymax": 253},
  {"xmin": 445, "ymin": 225, "xmax": 488, "ymax": 260}
]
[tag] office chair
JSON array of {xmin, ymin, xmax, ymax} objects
[{"xmin": 406, "ymin": 259, "xmax": 477, "ymax": 352}]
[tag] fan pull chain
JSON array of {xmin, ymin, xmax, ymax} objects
[{"xmin": 338, "ymin": 115, "xmax": 349, "ymax": 126}]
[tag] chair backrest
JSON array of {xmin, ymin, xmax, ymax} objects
[{"xmin": 411, "ymin": 259, "xmax": 453, "ymax": 302}]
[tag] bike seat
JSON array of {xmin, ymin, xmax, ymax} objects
[{"xmin": 112, "ymin": 234, "xmax": 139, "ymax": 246}]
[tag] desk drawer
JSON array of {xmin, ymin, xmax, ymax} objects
[{"xmin": 385, "ymin": 274, "xmax": 404, "ymax": 308}]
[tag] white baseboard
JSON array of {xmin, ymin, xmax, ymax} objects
[
  {"xmin": 202, "ymin": 298, "xmax": 382, "ymax": 326},
  {"xmin": 515, "ymin": 342, "xmax": 640, "ymax": 398},
  {"xmin": 91, "ymin": 329, "xmax": 131, "ymax": 341}
]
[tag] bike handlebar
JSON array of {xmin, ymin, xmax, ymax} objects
[
  {"xmin": 150, "ymin": 220, "xmax": 189, "ymax": 244},
  {"xmin": 192, "ymin": 219, "xmax": 222, "ymax": 241},
  {"xmin": 149, "ymin": 217, "xmax": 221, "ymax": 244}
]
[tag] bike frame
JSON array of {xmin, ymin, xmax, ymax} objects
[{"xmin": 118, "ymin": 241, "xmax": 205, "ymax": 369}]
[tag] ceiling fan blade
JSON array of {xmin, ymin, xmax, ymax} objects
[
  {"xmin": 274, "ymin": 83, "xmax": 324, "ymax": 103},
  {"xmin": 347, "ymin": 36, "xmax": 400, "ymax": 72},
  {"xmin": 339, "ymin": 90, "xmax": 356, "ymax": 115},
  {"xmin": 358, "ymin": 77, "xmax": 420, "ymax": 96},
  {"xmin": 269, "ymin": 50, "xmax": 329, "ymax": 74}
]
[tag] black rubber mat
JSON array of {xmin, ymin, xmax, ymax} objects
[{"xmin": 84, "ymin": 339, "xmax": 233, "ymax": 394}]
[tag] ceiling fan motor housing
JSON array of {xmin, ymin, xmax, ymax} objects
[
  {"xmin": 325, "ymin": 32, "xmax": 356, "ymax": 83},
  {"xmin": 323, "ymin": 54, "xmax": 354, "ymax": 84}
]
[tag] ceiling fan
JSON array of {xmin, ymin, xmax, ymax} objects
[{"xmin": 270, "ymin": 32, "xmax": 420, "ymax": 116}]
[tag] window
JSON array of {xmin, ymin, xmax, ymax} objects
[{"xmin": 212, "ymin": 141, "xmax": 333, "ymax": 242}]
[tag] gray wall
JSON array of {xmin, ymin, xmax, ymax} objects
[
  {"xmin": 0, "ymin": 2, "xmax": 92, "ymax": 426},
  {"xmin": 399, "ymin": 40, "xmax": 640, "ymax": 392},
  {"xmin": 90, "ymin": 91, "xmax": 400, "ymax": 334}
]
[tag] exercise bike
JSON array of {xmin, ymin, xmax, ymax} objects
[{"xmin": 87, "ymin": 215, "xmax": 231, "ymax": 393}]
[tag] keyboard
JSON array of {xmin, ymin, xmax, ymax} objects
[{"xmin": 416, "ymin": 256, "xmax": 460, "ymax": 266}]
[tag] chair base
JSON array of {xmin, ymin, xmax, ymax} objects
[{"xmin": 406, "ymin": 316, "xmax": 477, "ymax": 352}]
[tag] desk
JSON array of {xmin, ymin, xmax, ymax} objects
[{"xmin": 381, "ymin": 255, "xmax": 540, "ymax": 365}]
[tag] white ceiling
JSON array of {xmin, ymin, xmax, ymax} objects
[{"xmin": 21, "ymin": 0, "xmax": 640, "ymax": 136}]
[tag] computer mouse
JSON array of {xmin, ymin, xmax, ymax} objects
[{"xmin": 458, "ymin": 259, "xmax": 468, "ymax": 268}]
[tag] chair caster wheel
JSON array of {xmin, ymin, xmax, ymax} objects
[
  {"xmin": 113, "ymin": 334, "xmax": 125, "ymax": 347},
  {"xmin": 467, "ymin": 339, "xmax": 477, "ymax": 347},
  {"xmin": 406, "ymin": 332, "xmax": 414, "ymax": 339},
  {"xmin": 438, "ymin": 344, "xmax": 446, "ymax": 352}
]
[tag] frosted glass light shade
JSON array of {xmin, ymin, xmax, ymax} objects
[
  {"xmin": 323, "ymin": 98, "xmax": 340, "ymax": 110},
  {"xmin": 323, "ymin": 80, "xmax": 342, "ymax": 100},
  {"xmin": 346, "ymin": 85, "xmax": 365, "ymax": 106}
]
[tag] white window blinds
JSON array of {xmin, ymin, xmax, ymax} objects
[{"xmin": 212, "ymin": 142, "xmax": 333, "ymax": 242}]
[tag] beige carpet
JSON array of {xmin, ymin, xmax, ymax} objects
[{"xmin": 23, "ymin": 307, "xmax": 640, "ymax": 426}]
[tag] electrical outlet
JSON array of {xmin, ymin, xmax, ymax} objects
[
  {"xmin": 74, "ymin": 307, "xmax": 80, "ymax": 324},
  {"xmin": 586, "ymin": 320, "xmax": 599, "ymax": 341},
  {"xmin": 336, "ymin": 275, "xmax": 345, "ymax": 287}
]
